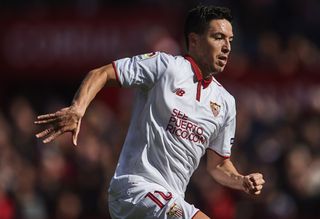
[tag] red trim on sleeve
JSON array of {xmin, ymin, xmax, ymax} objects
[
  {"xmin": 206, "ymin": 148, "xmax": 230, "ymax": 159},
  {"xmin": 112, "ymin": 61, "xmax": 122, "ymax": 87}
]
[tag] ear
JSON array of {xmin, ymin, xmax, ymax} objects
[{"xmin": 188, "ymin": 33, "xmax": 200, "ymax": 48}]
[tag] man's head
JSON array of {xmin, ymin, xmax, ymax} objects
[{"xmin": 185, "ymin": 5, "xmax": 234, "ymax": 76}]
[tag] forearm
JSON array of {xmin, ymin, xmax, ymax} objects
[
  {"xmin": 35, "ymin": 64, "xmax": 118, "ymax": 145},
  {"xmin": 72, "ymin": 64, "xmax": 116, "ymax": 115},
  {"xmin": 208, "ymin": 159, "xmax": 244, "ymax": 191}
]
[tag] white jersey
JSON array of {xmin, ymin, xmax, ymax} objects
[{"xmin": 110, "ymin": 52, "xmax": 236, "ymax": 198}]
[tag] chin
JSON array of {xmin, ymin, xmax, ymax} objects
[
  {"xmin": 212, "ymin": 66, "xmax": 225, "ymax": 75},
  {"xmin": 211, "ymin": 62, "xmax": 225, "ymax": 72}
]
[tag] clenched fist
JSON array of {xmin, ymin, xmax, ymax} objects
[{"xmin": 242, "ymin": 173, "xmax": 265, "ymax": 195}]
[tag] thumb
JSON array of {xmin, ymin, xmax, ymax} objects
[{"xmin": 72, "ymin": 118, "xmax": 82, "ymax": 146}]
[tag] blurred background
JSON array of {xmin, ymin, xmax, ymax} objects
[{"xmin": 1, "ymin": 0, "xmax": 320, "ymax": 219}]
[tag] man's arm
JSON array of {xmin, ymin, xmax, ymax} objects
[
  {"xmin": 72, "ymin": 64, "xmax": 119, "ymax": 115},
  {"xmin": 35, "ymin": 64, "xmax": 119, "ymax": 145},
  {"xmin": 206, "ymin": 149, "xmax": 265, "ymax": 195}
]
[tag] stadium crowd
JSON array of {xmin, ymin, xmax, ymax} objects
[
  {"xmin": 1, "ymin": 0, "xmax": 320, "ymax": 219},
  {"xmin": 0, "ymin": 79, "xmax": 320, "ymax": 219}
]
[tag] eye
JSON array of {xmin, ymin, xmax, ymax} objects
[
  {"xmin": 209, "ymin": 32, "xmax": 223, "ymax": 40},
  {"xmin": 213, "ymin": 33, "xmax": 223, "ymax": 40}
]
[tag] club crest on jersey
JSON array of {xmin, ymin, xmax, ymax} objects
[
  {"xmin": 174, "ymin": 88, "xmax": 185, "ymax": 97},
  {"xmin": 210, "ymin": 101, "xmax": 221, "ymax": 117},
  {"xmin": 141, "ymin": 52, "xmax": 157, "ymax": 59},
  {"xmin": 167, "ymin": 202, "xmax": 183, "ymax": 218}
]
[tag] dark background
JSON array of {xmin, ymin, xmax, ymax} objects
[{"xmin": 1, "ymin": 0, "xmax": 320, "ymax": 219}]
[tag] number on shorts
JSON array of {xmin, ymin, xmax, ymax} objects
[{"xmin": 145, "ymin": 191, "xmax": 172, "ymax": 209}]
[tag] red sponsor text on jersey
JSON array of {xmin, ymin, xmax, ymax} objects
[{"xmin": 166, "ymin": 108, "xmax": 207, "ymax": 144}]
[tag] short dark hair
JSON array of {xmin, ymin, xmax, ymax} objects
[{"xmin": 184, "ymin": 5, "xmax": 233, "ymax": 50}]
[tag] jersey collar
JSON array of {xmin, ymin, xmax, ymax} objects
[{"xmin": 184, "ymin": 55, "xmax": 213, "ymax": 101}]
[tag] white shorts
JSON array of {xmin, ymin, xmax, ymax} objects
[{"xmin": 108, "ymin": 175, "xmax": 199, "ymax": 219}]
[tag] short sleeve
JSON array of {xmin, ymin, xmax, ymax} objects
[
  {"xmin": 208, "ymin": 98, "xmax": 236, "ymax": 158},
  {"xmin": 112, "ymin": 52, "xmax": 170, "ymax": 89}
]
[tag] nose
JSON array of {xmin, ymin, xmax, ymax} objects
[{"xmin": 222, "ymin": 40, "xmax": 231, "ymax": 54}]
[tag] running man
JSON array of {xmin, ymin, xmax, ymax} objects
[{"xmin": 35, "ymin": 5, "xmax": 265, "ymax": 219}]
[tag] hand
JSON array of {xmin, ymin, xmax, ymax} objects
[
  {"xmin": 34, "ymin": 106, "xmax": 83, "ymax": 146},
  {"xmin": 242, "ymin": 173, "xmax": 265, "ymax": 195}
]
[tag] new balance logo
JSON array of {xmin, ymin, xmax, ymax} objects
[{"xmin": 175, "ymin": 88, "xmax": 185, "ymax": 97}]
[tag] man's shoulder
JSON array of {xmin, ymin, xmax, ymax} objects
[
  {"xmin": 213, "ymin": 79, "xmax": 235, "ymax": 105},
  {"xmin": 154, "ymin": 52, "xmax": 192, "ymax": 76},
  {"xmin": 156, "ymin": 52, "xmax": 187, "ymax": 64},
  {"xmin": 138, "ymin": 52, "xmax": 188, "ymax": 67}
]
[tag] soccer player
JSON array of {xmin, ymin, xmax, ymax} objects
[{"xmin": 35, "ymin": 5, "xmax": 265, "ymax": 219}]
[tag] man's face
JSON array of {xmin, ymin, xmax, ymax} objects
[{"xmin": 195, "ymin": 19, "xmax": 233, "ymax": 75}]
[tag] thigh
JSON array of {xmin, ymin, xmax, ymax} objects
[
  {"xmin": 136, "ymin": 189, "xmax": 200, "ymax": 218},
  {"xmin": 109, "ymin": 182, "xmax": 200, "ymax": 219},
  {"xmin": 155, "ymin": 192, "xmax": 199, "ymax": 219}
]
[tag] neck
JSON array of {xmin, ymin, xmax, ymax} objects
[{"xmin": 187, "ymin": 52, "xmax": 212, "ymax": 80}]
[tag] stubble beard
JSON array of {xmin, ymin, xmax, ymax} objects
[{"xmin": 209, "ymin": 63, "xmax": 224, "ymax": 76}]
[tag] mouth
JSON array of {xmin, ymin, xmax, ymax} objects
[
  {"xmin": 218, "ymin": 55, "xmax": 228, "ymax": 61},
  {"xmin": 217, "ymin": 55, "xmax": 228, "ymax": 66}
]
